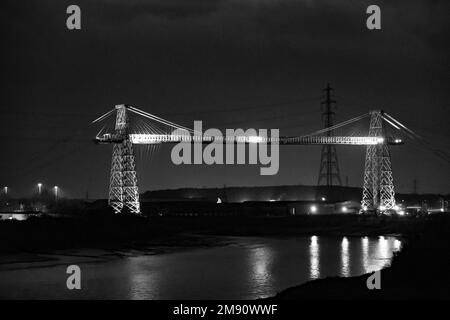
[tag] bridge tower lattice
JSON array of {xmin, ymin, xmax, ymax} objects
[
  {"xmin": 108, "ymin": 105, "xmax": 140, "ymax": 214},
  {"xmin": 361, "ymin": 110, "xmax": 396, "ymax": 212}
]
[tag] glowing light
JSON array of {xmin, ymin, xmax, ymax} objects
[
  {"xmin": 310, "ymin": 205, "xmax": 317, "ymax": 214},
  {"xmin": 398, "ymin": 210, "xmax": 405, "ymax": 216},
  {"xmin": 394, "ymin": 205, "xmax": 400, "ymax": 211},
  {"xmin": 394, "ymin": 139, "xmax": 402, "ymax": 143},
  {"xmin": 377, "ymin": 137, "xmax": 385, "ymax": 143},
  {"xmin": 216, "ymin": 197, "xmax": 222, "ymax": 204},
  {"xmin": 342, "ymin": 206, "xmax": 348, "ymax": 213},
  {"xmin": 3, "ymin": 186, "xmax": 7, "ymax": 195},
  {"xmin": 248, "ymin": 136, "xmax": 264, "ymax": 143},
  {"xmin": 321, "ymin": 197, "xmax": 326, "ymax": 201},
  {"xmin": 362, "ymin": 205, "xmax": 368, "ymax": 211},
  {"xmin": 37, "ymin": 183, "xmax": 43, "ymax": 194},
  {"xmin": 379, "ymin": 205, "xmax": 386, "ymax": 211},
  {"xmin": 440, "ymin": 208, "xmax": 444, "ymax": 212},
  {"xmin": 269, "ymin": 199, "xmax": 275, "ymax": 202},
  {"xmin": 130, "ymin": 134, "xmax": 170, "ymax": 144}
]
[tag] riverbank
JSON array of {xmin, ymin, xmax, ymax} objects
[
  {"xmin": 0, "ymin": 214, "xmax": 424, "ymax": 254},
  {"xmin": 270, "ymin": 214, "xmax": 450, "ymax": 299}
]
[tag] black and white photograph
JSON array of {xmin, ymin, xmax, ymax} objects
[{"xmin": 0, "ymin": 0, "xmax": 449, "ymax": 312}]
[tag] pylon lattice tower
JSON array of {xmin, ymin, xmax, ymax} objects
[
  {"xmin": 361, "ymin": 110, "xmax": 396, "ymax": 212},
  {"xmin": 317, "ymin": 84, "xmax": 342, "ymax": 187},
  {"xmin": 109, "ymin": 105, "xmax": 141, "ymax": 214}
]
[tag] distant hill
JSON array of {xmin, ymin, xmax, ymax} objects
[
  {"xmin": 141, "ymin": 184, "xmax": 449, "ymax": 205},
  {"xmin": 141, "ymin": 185, "xmax": 363, "ymax": 203}
]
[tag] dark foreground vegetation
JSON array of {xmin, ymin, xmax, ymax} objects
[{"xmin": 271, "ymin": 214, "xmax": 450, "ymax": 300}]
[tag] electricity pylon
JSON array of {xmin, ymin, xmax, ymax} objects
[
  {"xmin": 361, "ymin": 110, "xmax": 396, "ymax": 212},
  {"xmin": 108, "ymin": 105, "xmax": 140, "ymax": 214},
  {"xmin": 317, "ymin": 84, "xmax": 342, "ymax": 187}
]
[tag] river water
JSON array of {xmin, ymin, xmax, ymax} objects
[{"xmin": 0, "ymin": 235, "xmax": 401, "ymax": 299}]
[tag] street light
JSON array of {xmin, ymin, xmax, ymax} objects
[
  {"xmin": 3, "ymin": 186, "xmax": 7, "ymax": 195},
  {"xmin": 37, "ymin": 183, "xmax": 43, "ymax": 195}
]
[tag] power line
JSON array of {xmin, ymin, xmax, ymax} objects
[{"xmin": 144, "ymin": 96, "xmax": 322, "ymax": 118}]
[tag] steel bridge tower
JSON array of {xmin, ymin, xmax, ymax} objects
[
  {"xmin": 317, "ymin": 84, "xmax": 342, "ymax": 187},
  {"xmin": 108, "ymin": 105, "xmax": 140, "ymax": 214},
  {"xmin": 361, "ymin": 110, "xmax": 396, "ymax": 212}
]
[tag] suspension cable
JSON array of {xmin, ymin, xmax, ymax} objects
[
  {"xmin": 128, "ymin": 106, "xmax": 194, "ymax": 133},
  {"xmin": 300, "ymin": 113, "xmax": 370, "ymax": 137},
  {"xmin": 91, "ymin": 108, "xmax": 115, "ymax": 124}
]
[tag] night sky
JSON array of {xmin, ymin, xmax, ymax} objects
[{"xmin": 1, "ymin": 0, "xmax": 449, "ymax": 199}]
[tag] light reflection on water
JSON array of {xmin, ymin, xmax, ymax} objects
[
  {"xmin": 0, "ymin": 236, "xmax": 402, "ymax": 299},
  {"xmin": 249, "ymin": 245, "xmax": 274, "ymax": 291},
  {"xmin": 362, "ymin": 236, "xmax": 370, "ymax": 272},
  {"xmin": 361, "ymin": 235, "xmax": 402, "ymax": 273},
  {"xmin": 309, "ymin": 235, "xmax": 320, "ymax": 279},
  {"xmin": 341, "ymin": 237, "xmax": 350, "ymax": 277},
  {"xmin": 127, "ymin": 258, "xmax": 158, "ymax": 300},
  {"xmin": 126, "ymin": 236, "xmax": 401, "ymax": 299}
]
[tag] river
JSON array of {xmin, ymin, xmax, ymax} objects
[{"xmin": 0, "ymin": 235, "xmax": 401, "ymax": 299}]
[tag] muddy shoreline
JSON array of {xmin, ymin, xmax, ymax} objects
[{"xmin": 0, "ymin": 214, "xmax": 423, "ymax": 254}]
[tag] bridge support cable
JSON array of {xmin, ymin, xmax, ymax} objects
[
  {"xmin": 127, "ymin": 106, "xmax": 195, "ymax": 134},
  {"xmin": 304, "ymin": 113, "xmax": 370, "ymax": 138},
  {"xmin": 383, "ymin": 113, "xmax": 450, "ymax": 164},
  {"xmin": 91, "ymin": 108, "xmax": 116, "ymax": 125}
]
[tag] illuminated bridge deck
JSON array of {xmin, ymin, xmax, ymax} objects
[{"xmin": 95, "ymin": 134, "xmax": 393, "ymax": 146}]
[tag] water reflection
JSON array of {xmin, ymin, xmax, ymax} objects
[
  {"xmin": 309, "ymin": 235, "xmax": 320, "ymax": 279},
  {"xmin": 376, "ymin": 235, "xmax": 390, "ymax": 271},
  {"xmin": 340, "ymin": 237, "xmax": 350, "ymax": 276},
  {"xmin": 0, "ymin": 236, "xmax": 403, "ymax": 299},
  {"xmin": 127, "ymin": 258, "xmax": 158, "ymax": 300},
  {"xmin": 362, "ymin": 236, "xmax": 369, "ymax": 272},
  {"xmin": 249, "ymin": 245, "xmax": 274, "ymax": 292},
  {"xmin": 361, "ymin": 236, "xmax": 402, "ymax": 273},
  {"xmin": 393, "ymin": 239, "xmax": 402, "ymax": 251}
]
